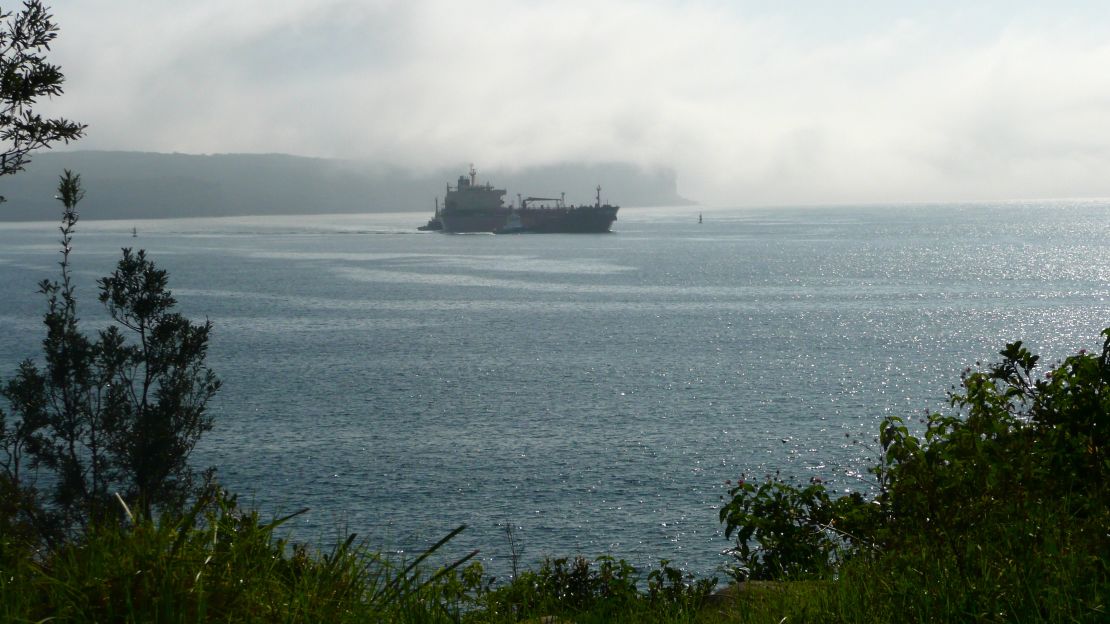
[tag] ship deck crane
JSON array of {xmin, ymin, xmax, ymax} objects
[{"xmin": 520, "ymin": 192, "xmax": 567, "ymax": 209}]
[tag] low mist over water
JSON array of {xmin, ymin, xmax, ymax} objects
[{"xmin": 1, "ymin": 203, "xmax": 1107, "ymax": 578}]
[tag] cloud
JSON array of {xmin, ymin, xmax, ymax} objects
[{"xmin": 39, "ymin": 1, "xmax": 1110, "ymax": 205}]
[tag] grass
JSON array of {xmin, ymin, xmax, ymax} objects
[
  {"xmin": 1, "ymin": 490, "xmax": 1105, "ymax": 623},
  {"xmin": 0, "ymin": 488, "xmax": 715, "ymax": 623},
  {"xmin": 0, "ymin": 490, "xmax": 481, "ymax": 623}
]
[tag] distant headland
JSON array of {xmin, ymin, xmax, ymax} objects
[{"xmin": 0, "ymin": 151, "xmax": 692, "ymax": 221}]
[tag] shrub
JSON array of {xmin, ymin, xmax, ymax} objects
[
  {"xmin": 480, "ymin": 555, "xmax": 715, "ymax": 622},
  {"xmin": 720, "ymin": 329, "xmax": 1110, "ymax": 620}
]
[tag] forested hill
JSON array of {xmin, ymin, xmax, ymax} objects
[{"xmin": 0, "ymin": 151, "xmax": 691, "ymax": 221}]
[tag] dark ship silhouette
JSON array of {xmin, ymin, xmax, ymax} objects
[{"xmin": 421, "ymin": 166, "xmax": 618, "ymax": 234}]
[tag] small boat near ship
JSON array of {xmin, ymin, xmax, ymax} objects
[
  {"xmin": 493, "ymin": 211, "xmax": 526, "ymax": 235},
  {"xmin": 420, "ymin": 166, "xmax": 619, "ymax": 234}
]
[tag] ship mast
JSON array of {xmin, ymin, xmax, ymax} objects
[
  {"xmin": 469, "ymin": 163, "xmax": 477, "ymax": 186},
  {"xmin": 596, "ymin": 185, "xmax": 602, "ymax": 207}
]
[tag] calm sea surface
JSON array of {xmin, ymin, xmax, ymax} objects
[{"xmin": 1, "ymin": 202, "xmax": 1109, "ymax": 578}]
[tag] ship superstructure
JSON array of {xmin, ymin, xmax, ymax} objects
[{"xmin": 437, "ymin": 165, "xmax": 511, "ymax": 233}]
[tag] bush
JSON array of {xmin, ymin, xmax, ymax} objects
[
  {"xmin": 718, "ymin": 476, "xmax": 841, "ymax": 581},
  {"xmin": 720, "ymin": 329, "xmax": 1110, "ymax": 620},
  {"xmin": 480, "ymin": 555, "xmax": 715, "ymax": 622}
]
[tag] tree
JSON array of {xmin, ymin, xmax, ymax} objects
[
  {"xmin": 0, "ymin": 172, "xmax": 219, "ymax": 539},
  {"xmin": 0, "ymin": 1, "xmax": 85, "ymax": 198}
]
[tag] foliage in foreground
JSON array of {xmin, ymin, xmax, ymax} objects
[
  {"xmin": 0, "ymin": 488, "xmax": 476, "ymax": 623},
  {"xmin": 719, "ymin": 329, "xmax": 1110, "ymax": 622},
  {"xmin": 1, "ymin": 172, "xmax": 219, "ymax": 545},
  {"xmin": 0, "ymin": 0, "xmax": 85, "ymax": 192},
  {"xmin": 0, "ymin": 487, "xmax": 716, "ymax": 623},
  {"xmin": 479, "ymin": 555, "xmax": 715, "ymax": 622}
]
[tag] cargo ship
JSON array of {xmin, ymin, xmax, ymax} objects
[{"xmin": 429, "ymin": 166, "xmax": 618, "ymax": 234}]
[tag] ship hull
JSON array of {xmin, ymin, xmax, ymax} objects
[
  {"xmin": 439, "ymin": 208, "xmax": 512, "ymax": 233},
  {"xmin": 517, "ymin": 206, "xmax": 618, "ymax": 233}
]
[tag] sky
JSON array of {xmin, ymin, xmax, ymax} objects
[{"xmin": 37, "ymin": 0, "xmax": 1110, "ymax": 205}]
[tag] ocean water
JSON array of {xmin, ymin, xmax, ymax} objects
[{"xmin": 1, "ymin": 202, "xmax": 1109, "ymax": 579}]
